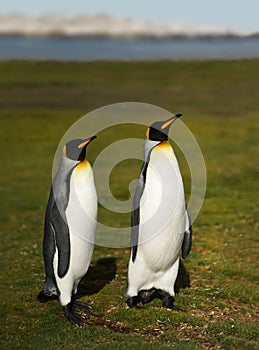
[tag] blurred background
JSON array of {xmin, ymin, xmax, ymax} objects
[{"xmin": 0, "ymin": 0, "xmax": 259, "ymax": 60}]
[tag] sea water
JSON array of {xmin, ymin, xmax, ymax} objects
[{"xmin": 0, "ymin": 36, "xmax": 259, "ymax": 60}]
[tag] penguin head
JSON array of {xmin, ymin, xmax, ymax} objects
[
  {"xmin": 146, "ymin": 114, "xmax": 182, "ymax": 141},
  {"xmin": 62, "ymin": 136, "xmax": 96, "ymax": 161}
]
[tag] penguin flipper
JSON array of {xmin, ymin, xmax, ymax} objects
[
  {"xmin": 50, "ymin": 202, "xmax": 70, "ymax": 278},
  {"xmin": 131, "ymin": 176, "xmax": 145, "ymax": 262},
  {"xmin": 181, "ymin": 208, "xmax": 192, "ymax": 259},
  {"xmin": 41, "ymin": 187, "xmax": 58, "ymax": 293},
  {"xmin": 131, "ymin": 208, "xmax": 139, "ymax": 262}
]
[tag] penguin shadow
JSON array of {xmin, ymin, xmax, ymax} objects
[{"xmin": 76, "ymin": 257, "xmax": 117, "ymax": 298}]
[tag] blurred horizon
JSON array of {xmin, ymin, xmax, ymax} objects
[
  {"xmin": 0, "ymin": 13, "xmax": 258, "ymax": 38},
  {"xmin": 0, "ymin": 0, "xmax": 258, "ymax": 33}
]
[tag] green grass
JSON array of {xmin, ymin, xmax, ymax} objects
[{"xmin": 0, "ymin": 59, "xmax": 258, "ymax": 349}]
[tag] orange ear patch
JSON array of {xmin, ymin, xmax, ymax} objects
[
  {"xmin": 63, "ymin": 145, "xmax": 67, "ymax": 156},
  {"xmin": 146, "ymin": 127, "xmax": 150, "ymax": 138}
]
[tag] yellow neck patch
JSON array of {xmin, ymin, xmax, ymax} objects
[
  {"xmin": 156, "ymin": 141, "xmax": 170, "ymax": 149},
  {"xmin": 76, "ymin": 159, "xmax": 90, "ymax": 169}
]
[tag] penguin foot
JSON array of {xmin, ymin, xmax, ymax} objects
[
  {"xmin": 72, "ymin": 301, "xmax": 91, "ymax": 314},
  {"xmin": 63, "ymin": 301, "xmax": 90, "ymax": 327},
  {"xmin": 139, "ymin": 289, "xmax": 156, "ymax": 304},
  {"xmin": 126, "ymin": 296, "xmax": 140, "ymax": 308},
  {"xmin": 161, "ymin": 292, "xmax": 178, "ymax": 310},
  {"xmin": 37, "ymin": 290, "xmax": 58, "ymax": 303}
]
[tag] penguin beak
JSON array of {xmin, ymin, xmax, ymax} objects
[
  {"xmin": 77, "ymin": 136, "xmax": 97, "ymax": 149},
  {"xmin": 161, "ymin": 114, "xmax": 182, "ymax": 130}
]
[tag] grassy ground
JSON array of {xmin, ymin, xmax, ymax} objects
[{"xmin": 0, "ymin": 60, "xmax": 258, "ymax": 349}]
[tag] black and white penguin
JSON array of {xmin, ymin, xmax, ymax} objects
[
  {"xmin": 126, "ymin": 114, "xmax": 192, "ymax": 309},
  {"xmin": 38, "ymin": 137, "xmax": 97, "ymax": 326}
]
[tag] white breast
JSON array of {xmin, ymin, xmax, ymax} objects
[
  {"xmin": 65, "ymin": 160, "xmax": 97, "ymax": 245},
  {"xmin": 139, "ymin": 142, "xmax": 186, "ymax": 267}
]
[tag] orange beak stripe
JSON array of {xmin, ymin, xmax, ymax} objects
[
  {"xmin": 161, "ymin": 117, "xmax": 176, "ymax": 130},
  {"xmin": 77, "ymin": 139, "xmax": 90, "ymax": 149}
]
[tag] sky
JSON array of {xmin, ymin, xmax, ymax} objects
[{"xmin": 1, "ymin": 0, "xmax": 258, "ymax": 32}]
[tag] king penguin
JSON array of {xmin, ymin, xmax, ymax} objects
[
  {"xmin": 126, "ymin": 114, "xmax": 192, "ymax": 309},
  {"xmin": 37, "ymin": 137, "xmax": 98, "ymax": 326}
]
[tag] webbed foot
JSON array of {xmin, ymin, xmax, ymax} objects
[
  {"xmin": 161, "ymin": 291, "xmax": 178, "ymax": 310},
  {"xmin": 126, "ymin": 295, "xmax": 139, "ymax": 308},
  {"xmin": 139, "ymin": 289, "xmax": 156, "ymax": 304},
  {"xmin": 37, "ymin": 290, "xmax": 58, "ymax": 303},
  {"xmin": 63, "ymin": 301, "xmax": 90, "ymax": 327}
]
